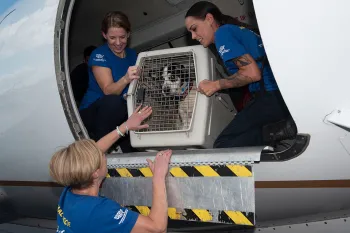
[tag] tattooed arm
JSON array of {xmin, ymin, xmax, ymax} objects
[
  {"xmin": 216, "ymin": 54, "xmax": 261, "ymax": 90},
  {"xmin": 197, "ymin": 54, "xmax": 261, "ymax": 97}
]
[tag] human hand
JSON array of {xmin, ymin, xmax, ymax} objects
[
  {"xmin": 125, "ymin": 105, "xmax": 152, "ymax": 131},
  {"xmin": 146, "ymin": 149, "xmax": 172, "ymax": 179},
  {"xmin": 124, "ymin": 66, "xmax": 140, "ymax": 83},
  {"xmin": 197, "ymin": 79, "xmax": 220, "ymax": 97}
]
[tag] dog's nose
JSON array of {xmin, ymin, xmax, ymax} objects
[{"xmin": 163, "ymin": 87, "xmax": 170, "ymax": 95}]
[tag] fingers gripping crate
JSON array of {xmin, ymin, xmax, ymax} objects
[{"xmin": 126, "ymin": 45, "xmax": 235, "ymax": 149}]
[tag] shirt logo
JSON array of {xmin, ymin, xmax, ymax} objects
[
  {"xmin": 219, "ymin": 45, "xmax": 230, "ymax": 57},
  {"xmin": 114, "ymin": 209, "xmax": 128, "ymax": 224},
  {"xmin": 94, "ymin": 54, "xmax": 106, "ymax": 62},
  {"xmin": 56, "ymin": 227, "xmax": 65, "ymax": 233}
]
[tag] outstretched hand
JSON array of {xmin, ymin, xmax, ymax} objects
[
  {"xmin": 146, "ymin": 149, "xmax": 172, "ymax": 179},
  {"xmin": 125, "ymin": 105, "xmax": 152, "ymax": 131}
]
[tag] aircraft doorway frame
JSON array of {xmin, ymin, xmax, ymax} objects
[
  {"xmin": 54, "ymin": 0, "xmax": 88, "ymax": 141},
  {"xmin": 53, "ymin": 0, "xmax": 310, "ymax": 162}
]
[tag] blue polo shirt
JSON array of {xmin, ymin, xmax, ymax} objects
[
  {"xmin": 214, "ymin": 24, "xmax": 278, "ymax": 93},
  {"xmin": 56, "ymin": 187, "xmax": 139, "ymax": 233},
  {"xmin": 79, "ymin": 43, "xmax": 137, "ymax": 110}
]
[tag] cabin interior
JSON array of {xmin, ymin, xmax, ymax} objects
[
  {"xmin": 68, "ymin": 0, "xmax": 258, "ymax": 70},
  {"xmin": 64, "ymin": 0, "xmax": 300, "ymax": 158}
]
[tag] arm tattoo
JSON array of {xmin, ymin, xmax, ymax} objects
[
  {"xmin": 231, "ymin": 55, "xmax": 252, "ymax": 67},
  {"xmin": 217, "ymin": 54, "xmax": 255, "ymax": 89},
  {"xmin": 219, "ymin": 72, "xmax": 255, "ymax": 89}
]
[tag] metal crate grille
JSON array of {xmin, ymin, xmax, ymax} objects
[{"xmin": 133, "ymin": 52, "xmax": 197, "ymax": 133}]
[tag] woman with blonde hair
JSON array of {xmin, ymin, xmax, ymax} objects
[{"xmin": 50, "ymin": 105, "xmax": 172, "ymax": 233}]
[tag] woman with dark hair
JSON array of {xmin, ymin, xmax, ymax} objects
[
  {"xmin": 185, "ymin": 1, "xmax": 291, "ymax": 148},
  {"xmin": 79, "ymin": 11, "xmax": 139, "ymax": 153}
]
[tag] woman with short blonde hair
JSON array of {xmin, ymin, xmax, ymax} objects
[
  {"xmin": 50, "ymin": 105, "xmax": 172, "ymax": 233},
  {"xmin": 49, "ymin": 139, "xmax": 104, "ymax": 189}
]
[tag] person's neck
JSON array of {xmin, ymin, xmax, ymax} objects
[
  {"xmin": 107, "ymin": 44, "xmax": 126, "ymax": 58},
  {"xmin": 71, "ymin": 183, "xmax": 100, "ymax": 197},
  {"xmin": 114, "ymin": 50, "xmax": 125, "ymax": 58},
  {"xmin": 212, "ymin": 22, "xmax": 220, "ymax": 33}
]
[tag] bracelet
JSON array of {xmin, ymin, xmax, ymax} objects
[{"xmin": 116, "ymin": 126, "xmax": 125, "ymax": 137}]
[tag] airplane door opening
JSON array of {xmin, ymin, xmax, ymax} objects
[{"xmin": 54, "ymin": 0, "xmax": 310, "ymax": 162}]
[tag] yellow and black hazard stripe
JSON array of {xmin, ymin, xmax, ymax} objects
[
  {"xmin": 108, "ymin": 167, "xmax": 153, "ymax": 178},
  {"xmin": 108, "ymin": 165, "xmax": 252, "ymax": 178},
  {"xmin": 218, "ymin": 210, "xmax": 254, "ymax": 226},
  {"xmin": 170, "ymin": 165, "xmax": 252, "ymax": 177},
  {"xmin": 125, "ymin": 205, "xmax": 254, "ymax": 226},
  {"xmin": 126, "ymin": 206, "xmax": 181, "ymax": 220}
]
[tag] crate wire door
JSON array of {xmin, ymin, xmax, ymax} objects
[{"xmin": 133, "ymin": 51, "xmax": 197, "ymax": 133}]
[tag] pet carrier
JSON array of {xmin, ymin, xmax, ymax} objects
[{"xmin": 126, "ymin": 45, "xmax": 235, "ymax": 149}]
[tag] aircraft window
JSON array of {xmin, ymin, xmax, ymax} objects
[{"xmin": 54, "ymin": 0, "xmax": 310, "ymax": 162}]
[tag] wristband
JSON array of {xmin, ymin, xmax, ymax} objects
[{"xmin": 116, "ymin": 126, "xmax": 125, "ymax": 137}]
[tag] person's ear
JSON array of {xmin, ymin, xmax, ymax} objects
[
  {"xmin": 102, "ymin": 31, "xmax": 107, "ymax": 40},
  {"xmin": 92, "ymin": 169, "xmax": 99, "ymax": 180},
  {"xmin": 127, "ymin": 32, "xmax": 130, "ymax": 38},
  {"xmin": 205, "ymin": 13, "xmax": 215, "ymax": 26}
]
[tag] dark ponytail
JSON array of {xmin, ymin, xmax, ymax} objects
[{"xmin": 185, "ymin": 1, "xmax": 225, "ymax": 25}]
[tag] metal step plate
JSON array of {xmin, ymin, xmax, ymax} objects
[{"xmin": 101, "ymin": 148, "xmax": 262, "ymax": 226}]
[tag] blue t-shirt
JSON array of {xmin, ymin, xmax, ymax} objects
[
  {"xmin": 79, "ymin": 43, "xmax": 137, "ymax": 110},
  {"xmin": 214, "ymin": 24, "xmax": 278, "ymax": 92},
  {"xmin": 56, "ymin": 187, "xmax": 139, "ymax": 233}
]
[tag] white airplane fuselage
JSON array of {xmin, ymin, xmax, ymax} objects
[{"xmin": 1, "ymin": 0, "xmax": 350, "ymax": 230}]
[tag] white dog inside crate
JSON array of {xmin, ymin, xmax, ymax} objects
[{"xmin": 160, "ymin": 63, "xmax": 196, "ymax": 130}]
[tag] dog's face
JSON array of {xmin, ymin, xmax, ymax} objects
[{"xmin": 161, "ymin": 64, "xmax": 187, "ymax": 95}]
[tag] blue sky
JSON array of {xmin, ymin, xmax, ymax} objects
[
  {"xmin": 0, "ymin": 0, "xmax": 58, "ymax": 95},
  {"xmin": 0, "ymin": 0, "xmax": 18, "ymax": 15}
]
